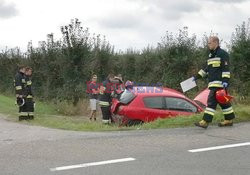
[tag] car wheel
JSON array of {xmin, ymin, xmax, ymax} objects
[
  {"xmin": 111, "ymin": 114, "xmax": 123, "ymax": 125},
  {"xmin": 127, "ymin": 119, "xmax": 144, "ymax": 126}
]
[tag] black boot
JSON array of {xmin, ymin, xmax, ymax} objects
[
  {"xmin": 28, "ymin": 115, "xmax": 34, "ymax": 120},
  {"xmin": 19, "ymin": 116, "xmax": 24, "ymax": 121}
]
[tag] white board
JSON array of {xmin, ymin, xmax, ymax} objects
[{"xmin": 180, "ymin": 77, "xmax": 197, "ymax": 92}]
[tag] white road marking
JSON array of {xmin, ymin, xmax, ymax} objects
[
  {"xmin": 189, "ymin": 142, "xmax": 250, "ymax": 153},
  {"xmin": 50, "ymin": 157, "xmax": 136, "ymax": 171}
]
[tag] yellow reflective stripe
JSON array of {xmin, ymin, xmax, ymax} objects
[
  {"xmin": 27, "ymin": 95, "xmax": 33, "ymax": 98},
  {"xmin": 208, "ymin": 84, "xmax": 223, "ymax": 88},
  {"xmin": 208, "ymin": 81, "xmax": 223, "ymax": 88},
  {"xmin": 222, "ymin": 72, "xmax": 230, "ymax": 78},
  {"xmin": 102, "ymin": 119, "xmax": 110, "ymax": 124},
  {"xmin": 222, "ymin": 75, "xmax": 230, "ymax": 78},
  {"xmin": 99, "ymin": 101, "xmax": 110, "ymax": 106},
  {"xmin": 204, "ymin": 110, "xmax": 215, "ymax": 116},
  {"xmin": 20, "ymin": 112, "xmax": 28, "ymax": 116},
  {"xmin": 207, "ymin": 61, "xmax": 221, "ymax": 65},
  {"xmin": 223, "ymin": 109, "xmax": 234, "ymax": 115},
  {"xmin": 208, "ymin": 57, "xmax": 221, "ymax": 62},
  {"xmin": 27, "ymin": 80, "xmax": 32, "ymax": 85},
  {"xmin": 210, "ymin": 81, "xmax": 222, "ymax": 84},
  {"xmin": 204, "ymin": 107, "xmax": 215, "ymax": 116},
  {"xmin": 16, "ymin": 86, "xmax": 22, "ymax": 90},
  {"xmin": 198, "ymin": 69, "xmax": 207, "ymax": 77},
  {"xmin": 205, "ymin": 107, "xmax": 216, "ymax": 113},
  {"xmin": 22, "ymin": 79, "xmax": 26, "ymax": 83},
  {"xmin": 28, "ymin": 112, "xmax": 34, "ymax": 116},
  {"xmin": 222, "ymin": 107, "xmax": 233, "ymax": 112}
]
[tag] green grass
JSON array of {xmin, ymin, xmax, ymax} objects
[
  {"xmin": 0, "ymin": 95, "xmax": 58, "ymax": 119},
  {"xmin": 0, "ymin": 94, "xmax": 250, "ymax": 131},
  {"xmin": 141, "ymin": 105, "xmax": 250, "ymax": 129},
  {"xmin": 0, "ymin": 95, "xmax": 17, "ymax": 116},
  {"xmin": 0, "ymin": 94, "xmax": 136, "ymax": 131}
]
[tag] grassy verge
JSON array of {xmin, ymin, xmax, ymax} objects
[
  {"xmin": 0, "ymin": 94, "xmax": 136, "ymax": 131},
  {"xmin": 141, "ymin": 104, "xmax": 250, "ymax": 129},
  {"xmin": 0, "ymin": 95, "xmax": 57, "ymax": 119},
  {"xmin": 0, "ymin": 94, "xmax": 250, "ymax": 131}
]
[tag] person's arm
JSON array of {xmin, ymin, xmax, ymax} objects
[
  {"xmin": 27, "ymin": 78, "xmax": 33, "ymax": 96},
  {"xmin": 221, "ymin": 52, "xmax": 230, "ymax": 88},
  {"xmin": 194, "ymin": 62, "xmax": 208, "ymax": 80},
  {"xmin": 15, "ymin": 74, "xmax": 23, "ymax": 97}
]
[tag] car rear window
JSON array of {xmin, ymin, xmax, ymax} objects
[
  {"xmin": 165, "ymin": 97, "xmax": 197, "ymax": 113},
  {"xmin": 119, "ymin": 89, "xmax": 136, "ymax": 104},
  {"xmin": 143, "ymin": 97, "xmax": 164, "ymax": 109}
]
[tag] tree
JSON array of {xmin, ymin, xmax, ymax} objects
[{"xmin": 230, "ymin": 19, "xmax": 250, "ymax": 96}]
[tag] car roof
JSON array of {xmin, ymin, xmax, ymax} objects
[{"xmin": 133, "ymin": 86, "xmax": 186, "ymax": 98}]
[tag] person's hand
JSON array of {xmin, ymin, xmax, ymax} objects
[
  {"xmin": 192, "ymin": 76, "xmax": 196, "ymax": 82},
  {"xmin": 222, "ymin": 82, "xmax": 228, "ymax": 88}
]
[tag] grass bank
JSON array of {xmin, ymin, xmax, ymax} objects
[
  {"xmin": 0, "ymin": 94, "xmax": 136, "ymax": 131},
  {"xmin": 141, "ymin": 104, "xmax": 250, "ymax": 129},
  {"xmin": 0, "ymin": 94, "xmax": 250, "ymax": 131}
]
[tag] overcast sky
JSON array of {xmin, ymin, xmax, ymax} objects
[{"xmin": 0, "ymin": 0, "xmax": 250, "ymax": 52}]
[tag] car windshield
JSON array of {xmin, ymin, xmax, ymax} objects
[{"xmin": 119, "ymin": 89, "xmax": 136, "ymax": 104}]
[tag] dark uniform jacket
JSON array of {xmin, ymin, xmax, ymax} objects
[
  {"xmin": 25, "ymin": 75, "xmax": 33, "ymax": 98},
  {"xmin": 99, "ymin": 79, "xmax": 113, "ymax": 106},
  {"xmin": 14, "ymin": 71, "xmax": 26, "ymax": 97},
  {"xmin": 196, "ymin": 46, "xmax": 230, "ymax": 89}
]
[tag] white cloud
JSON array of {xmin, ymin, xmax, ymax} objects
[
  {"xmin": 0, "ymin": 0, "xmax": 249, "ymax": 51},
  {"xmin": 205, "ymin": 0, "xmax": 250, "ymax": 3},
  {"xmin": 0, "ymin": 0, "xmax": 18, "ymax": 19}
]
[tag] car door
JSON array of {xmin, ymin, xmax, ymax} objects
[
  {"xmin": 143, "ymin": 96, "xmax": 170, "ymax": 121},
  {"xmin": 193, "ymin": 88, "xmax": 210, "ymax": 108},
  {"xmin": 164, "ymin": 97, "xmax": 198, "ymax": 116}
]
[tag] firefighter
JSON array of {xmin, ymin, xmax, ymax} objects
[
  {"xmin": 99, "ymin": 74, "xmax": 115, "ymax": 124},
  {"xmin": 112, "ymin": 74, "xmax": 124, "ymax": 99},
  {"xmin": 14, "ymin": 65, "xmax": 28, "ymax": 121},
  {"xmin": 24, "ymin": 67, "xmax": 35, "ymax": 120},
  {"xmin": 194, "ymin": 36, "xmax": 235, "ymax": 128}
]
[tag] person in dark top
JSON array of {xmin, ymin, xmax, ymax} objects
[
  {"xmin": 111, "ymin": 74, "xmax": 125, "ymax": 99},
  {"xmin": 24, "ymin": 67, "xmax": 35, "ymax": 120},
  {"xmin": 14, "ymin": 65, "xmax": 27, "ymax": 121},
  {"xmin": 194, "ymin": 36, "xmax": 235, "ymax": 128},
  {"xmin": 99, "ymin": 74, "xmax": 115, "ymax": 124}
]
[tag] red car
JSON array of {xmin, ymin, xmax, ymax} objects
[{"xmin": 111, "ymin": 86, "xmax": 209, "ymax": 125}]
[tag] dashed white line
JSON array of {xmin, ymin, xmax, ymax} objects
[
  {"xmin": 189, "ymin": 142, "xmax": 250, "ymax": 153},
  {"xmin": 50, "ymin": 157, "xmax": 136, "ymax": 171}
]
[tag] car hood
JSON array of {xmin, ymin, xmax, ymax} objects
[{"xmin": 193, "ymin": 88, "xmax": 210, "ymax": 108}]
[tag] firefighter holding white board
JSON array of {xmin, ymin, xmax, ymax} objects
[{"xmin": 193, "ymin": 36, "xmax": 235, "ymax": 129}]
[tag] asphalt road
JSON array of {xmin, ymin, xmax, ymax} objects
[{"xmin": 0, "ymin": 115, "xmax": 250, "ymax": 175}]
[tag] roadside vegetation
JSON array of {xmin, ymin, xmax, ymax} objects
[
  {"xmin": 0, "ymin": 94, "xmax": 249, "ymax": 131},
  {"xmin": 142, "ymin": 104, "xmax": 250, "ymax": 129},
  {"xmin": 0, "ymin": 18, "xmax": 250, "ymax": 131}
]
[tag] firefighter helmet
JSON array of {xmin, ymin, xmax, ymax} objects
[{"xmin": 216, "ymin": 89, "xmax": 233, "ymax": 104}]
